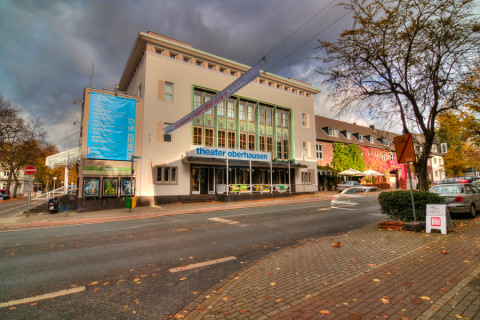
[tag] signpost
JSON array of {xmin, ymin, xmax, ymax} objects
[
  {"xmin": 393, "ymin": 134, "xmax": 417, "ymax": 222},
  {"xmin": 24, "ymin": 165, "xmax": 36, "ymax": 217}
]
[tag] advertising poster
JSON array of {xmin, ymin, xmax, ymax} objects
[
  {"xmin": 83, "ymin": 178, "xmax": 100, "ymax": 197},
  {"xmin": 120, "ymin": 178, "xmax": 135, "ymax": 196},
  {"xmin": 103, "ymin": 178, "xmax": 118, "ymax": 197},
  {"xmin": 86, "ymin": 92, "xmax": 136, "ymax": 161}
]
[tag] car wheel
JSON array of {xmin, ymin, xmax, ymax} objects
[{"xmin": 469, "ymin": 204, "xmax": 476, "ymax": 218}]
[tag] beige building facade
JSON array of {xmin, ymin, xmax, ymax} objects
[{"xmin": 79, "ymin": 31, "xmax": 319, "ymax": 204}]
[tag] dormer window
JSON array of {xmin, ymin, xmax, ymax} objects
[
  {"xmin": 365, "ymin": 135, "xmax": 373, "ymax": 143},
  {"xmin": 383, "ymin": 138, "xmax": 390, "ymax": 146},
  {"xmin": 343, "ymin": 131, "xmax": 352, "ymax": 139},
  {"xmin": 358, "ymin": 134, "xmax": 363, "ymax": 142},
  {"xmin": 431, "ymin": 144, "xmax": 438, "ymax": 153},
  {"xmin": 328, "ymin": 127, "xmax": 339, "ymax": 137}
]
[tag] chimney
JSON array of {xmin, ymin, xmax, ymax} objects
[{"xmin": 369, "ymin": 124, "xmax": 375, "ymax": 131}]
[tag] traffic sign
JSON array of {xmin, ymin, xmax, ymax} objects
[
  {"xmin": 393, "ymin": 134, "xmax": 416, "ymax": 163},
  {"xmin": 24, "ymin": 165, "xmax": 36, "ymax": 175}
]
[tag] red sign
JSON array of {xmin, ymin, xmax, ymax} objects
[
  {"xmin": 431, "ymin": 217, "xmax": 442, "ymax": 227},
  {"xmin": 24, "ymin": 165, "xmax": 36, "ymax": 175},
  {"xmin": 393, "ymin": 133, "xmax": 416, "ymax": 163}
]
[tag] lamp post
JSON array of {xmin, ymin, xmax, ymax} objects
[{"xmin": 53, "ymin": 177, "xmax": 57, "ymax": 196}]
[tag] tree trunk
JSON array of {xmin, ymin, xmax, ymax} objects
[{"xmin": 12, "ymin": 171, "xmax": 19, "ymax": 198}]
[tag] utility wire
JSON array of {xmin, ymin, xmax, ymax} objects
[
  {"xmin": 262, "ymin": 0, "xmax": 338, "ymax": 60},
  {"xmin": 265, "ymin": 10, "xmax": 351, "ymax": 73}
]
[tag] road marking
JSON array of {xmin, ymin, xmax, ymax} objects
[
  {"xmin": 331, "ymin": 206, "xmax": 355, "ymax": 211},
  {"xmin": 169, "ymin": 256, "xmax": 237, "ymax": 273},
  {"xmin": 0, "ymin": 286, "xmax": 86, "ymax": 308},
  {"xmin": 208, "ymin": 217, "xmax": 248, "ymax": 227}
]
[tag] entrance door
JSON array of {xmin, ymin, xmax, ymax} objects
[{"xmin": 197, "ymin": 167, "xmax": 215, "ymax": 195}]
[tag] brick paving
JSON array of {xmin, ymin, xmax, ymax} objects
[{"xmin": 179, "ymin": 219, "xmax": 480, "ymax": 320}]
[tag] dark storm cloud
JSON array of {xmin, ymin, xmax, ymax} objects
[{"xmin": 0, "ymin": 0, "xmax": 351, "ymax": 150}]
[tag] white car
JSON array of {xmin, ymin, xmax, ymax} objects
[{"xmin": 331, "ymin": 186, "xmax": 378, "ymax": 207}]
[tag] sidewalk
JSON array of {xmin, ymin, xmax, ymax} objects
[{"xmin": 178, "ymin": 219, "xmax": 480, "ymax": 320}]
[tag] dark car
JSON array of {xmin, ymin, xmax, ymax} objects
[
  {"xmin": 429, "ymin": 183, "xmax": 480, "ymax": 217},
  {"xmin": 0, "ymin": 190, "xmax": 10, "ymax": 200},
  {"xmin": 336, "ymin": 181, "xmax": 361, "ymax": 192}
]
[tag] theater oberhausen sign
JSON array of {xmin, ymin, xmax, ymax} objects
[{"xmin": 189, "ymin": 146, "xmax": 271, "ymax": 162}]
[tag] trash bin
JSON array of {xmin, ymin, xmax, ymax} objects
[
  {"xmin": 125, "ymin": 196, "xmax": 131, "ymax": 208},
  {"xmin": 131, "ymin": 196, "xmax": 137, "ymax": 208}
]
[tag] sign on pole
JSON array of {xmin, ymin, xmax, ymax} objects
[
  {"xmin": 393, "ymin": 134, "xmax": 416, "ymax": 163},
  {"xmin": 24, "ymin": 165, "xmax": 36, "ymax": 175}
]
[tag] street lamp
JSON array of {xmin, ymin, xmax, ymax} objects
[{"xmin": 53, "ymin": 177, "xmax": 57, "ymax": 195}]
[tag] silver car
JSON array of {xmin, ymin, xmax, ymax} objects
[{"xmin": 429, "ymin": 183, "xmax": 480, "ymax": 217}]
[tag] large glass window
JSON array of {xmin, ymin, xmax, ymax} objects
[
  {"xmin": 248, "ymin": 134, "xmax": 255, "ymax": 151},
  {"xmin": 205, "ymin": 93, "xmax": 213, "ymax": 115},
  {"xmin": 247, "ymin": 103, "xmax": 255, "ymax": 122},
  {"xmin": 267, "ymin": 137, "xmax": 273, "ymax": 153},
  {"xmin": 228, "ymin": 131, "xmax": 236, "ymax": 149},
  {"xmin": 266, "ymin": 108, "xmax": 272, "ymax": 126},
  {"xmin": 240, "ymin": 133, "xmax": 247, "ymax": 150},
  {"xmin": 276, "ymin": 110, "xmax": 282, "ymax": 127},
  {"xmin": 259, "ymin": 106, "xmax": 265, "ymax": 125},
  {"xmin": 193, "ymin": 127, "xmax": 202, "ymax": 145},
  {"xmin": 227, "ymin": 100, "xmax": 235, "ymax": 119},
  {"xmin": 259, "ymin": 136, "xmax": 266, "ymax": 152},
  {"xmin": 218, "ymin": 130, "xmax": 226, "ymax": 148},
  {"xmin": 205, "ymin": 128, "xmax": 214, "ymax": 146},
  {"xmin": 283, "ymin": 139, "xmax": 289, "ymax": 159},
  {"xmin": 239, "ymin": 102, "xmax": 246, "ymax": 121},
  {"xmin": 217, "ymin": 101, "xmax": 225, "ymax": 117},
  {"xmin": 282, "ymin": 111, "xmax": 289, "ymax": 128}
]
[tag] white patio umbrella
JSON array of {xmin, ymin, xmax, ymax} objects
[
  {"xmin": 362, "ymin": 169, "xmax": 385, "ymax": 176},
  {"xmin": 338, "ymin": 168, "xmax": 365, "ymax": 176}
]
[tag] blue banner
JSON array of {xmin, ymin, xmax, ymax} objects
[{"xmin": 86, "ymin": 92, "xmax": 137, "ymax": 161}]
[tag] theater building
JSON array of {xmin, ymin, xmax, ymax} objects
[{"xmin": 78, "ymin": 31, "xmax": 320, "ymax": 205}]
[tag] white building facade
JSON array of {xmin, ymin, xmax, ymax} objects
[{"xmin": 78, "ymin": 32, "xmax": 319, "ymax": 204}]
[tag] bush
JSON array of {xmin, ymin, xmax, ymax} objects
[{"xmin": 378, "ymin": 191, "xmax": 445, "ymax": 222}]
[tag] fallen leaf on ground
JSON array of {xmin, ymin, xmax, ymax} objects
[
  {"xmin": 441, "ymin": 250, "xmax": 448, "ymax": 254},
  {"xmin": 270, "ymin": 282, "xmax": 276, "ymax": 286},
  {"xmin": 380, "ymin": 297, "xmax": 391, "ymax": 304},
  {"xmin": 275, "ymin": 298, "xmax": 282, "ymax": 303},
  {"xmin": 331, "ymin": 241, "xmax": 342, "ymax": 248},
  {"xmin": 319, "ymin": 310, "xmax": 331, "ymax": 314},
  {"xmin": 455, "ymin": 315, "xmax": 463, "ymax": 319},
  {"xmin": 179, "ymin": 277, "xmax": 187, "ymax": 281},
  {"xmin": 420, "ymin": 296, "xmax": 431, "ymax": 301},
  {"xmin": 373, "ymin": 278, "xmax": 381, "ymax": 282},
  {"xmin": 88, "ymin": 281, "xmax": 99, "ymax": 286}
]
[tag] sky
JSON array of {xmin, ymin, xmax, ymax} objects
[{"xmin": 0, "ymin": 0, "xmax": 404, "ymax": 151}]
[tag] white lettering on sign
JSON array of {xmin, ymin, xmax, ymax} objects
[{"xmin": 188, "ymin": 146, "xmax": 271, "ymax": 163}]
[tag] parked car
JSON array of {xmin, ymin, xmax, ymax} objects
[
  {"xmin": 438, "ymin": 177, "xmax": 470, "ymax": 184},
  {"xmin": 429, "ymin": 183, "xmax": 480, "ymax": 217},
  {"xmin": 331, "ymin": 186, "xmax": 378, "ymax": 207},
  {"xmin": 0, "ymin": 190, "xmax": 10, "ymax": 200},
  {"xmin": 336, "ymin": 180, "xmax": 361, "ymax": 192},
  {"xmin": 473, "ymin": 181, "xmax": 480, "ymax": 189}
]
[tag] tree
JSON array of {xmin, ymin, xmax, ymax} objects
[
  {"xmin": 318, "ymin": 0, "xmax": 480, "ymax": 190},
  {"xmin": 331, "ymin": 142, "xmax": 365, "ymax": 173},
  {"xmin": 0, "ymin": 95, "xmax": 47, "ymax": 197}
]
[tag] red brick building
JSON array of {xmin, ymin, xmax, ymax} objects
[{"xmin": 315, "ymin": 116, "xmax": 408, "ymax": 190}]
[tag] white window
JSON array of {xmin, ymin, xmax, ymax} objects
[
  {"xmin": 328, "ymin": 127, "xmax": 339, "ymax": 137},
  {"xmin": 431, "ymin": 144, "xmax": 438, "ymax": 153},
  {"xmin": 156, "ymin": 167, "xmax": 177, "ymax": 184},
  {"xmin": 440, "ymin": 143, "xmax": 448, "ymax": 153},
  {"xmin": 301, "ymin": 113, "xmax": 308, "ymax": 128},
  {"xmin": 390, "ymin": 153, "xmax": 394, "ymax": 161},
  {"xmin": 358, "ymin": 134, "xmax": 363, "ymax": 142},
  {"xmin": 301, "ymin": 171, "xmax": 312, "ymax": 184},
  {"xmin": 345, "ymin": 131, "xmax": 352, "ymax": 139},
  {"xmin": 302, "ymin": 141, "xmax": 311, "ymax": 157},
  {"xmin": 165, "ymin": 82, "xmax": 174, "ymax": 102},
  {"xmin": 316, "ymin": 143, "xmax": 323, "ymax": 160},
  {"xmin": 382, "ymin": 153, "xmax": 386, "ymax": 161},
  {"xmin": 375, "ymin": 151, "xmax": 379, "ymax": 159}
]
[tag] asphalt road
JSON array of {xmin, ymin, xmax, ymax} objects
[{"xmin": 0, "ymin": 196, "xmax": 385, "ymax": 319}]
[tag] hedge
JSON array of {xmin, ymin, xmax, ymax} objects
[{"xmin": 378, "ymin": 190, "xmax": 445, "ymax": 222}]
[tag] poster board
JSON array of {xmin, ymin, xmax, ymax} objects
[{"xmin": 426, "ymin": 204, "xmax": 453, "ymax": 234}]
